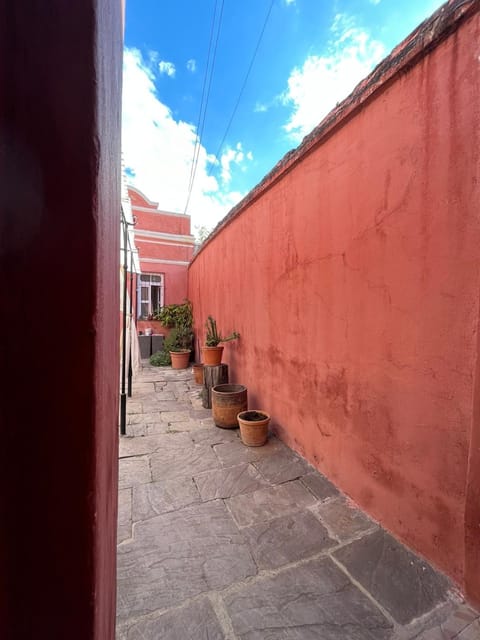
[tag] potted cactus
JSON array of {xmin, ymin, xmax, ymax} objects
[{"xmin": 201, "ymin": 316, "xmax": 240, "ymax": 366}]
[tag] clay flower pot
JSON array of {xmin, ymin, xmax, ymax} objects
[
  {"xmin": 169, "ymin": 350, "xmax": 190, "ymax": 369},
  {"xmin": 201, "ymin": 345, "xmax": 224, "ymax": 366},
  {"xmin": 212, "ymin": 384, "xmax": 247, "ymax": 429},
  {"xmin": 237, "ymin": 411, "xmax": 270, "ymax": 447}
]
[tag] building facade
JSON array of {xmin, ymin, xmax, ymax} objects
[{"xmin": 128, "ymin": 186, "xmax": 195, "ymax": 323}]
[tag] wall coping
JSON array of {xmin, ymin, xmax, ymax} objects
[{"xmin": 190, "ymin": 0, "xmax": 478, "ymax": 265}]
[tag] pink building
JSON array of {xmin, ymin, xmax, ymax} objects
[{"xmin": 128, "ymin": 186, "xmax": 194, "ymax": 327}]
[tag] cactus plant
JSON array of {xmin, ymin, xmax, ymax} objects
[{"xmin": 205, "ymin": 316, "xmax": 240, "ymax": 346}]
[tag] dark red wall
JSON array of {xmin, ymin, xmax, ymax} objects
[
  {"xmin": 189, "ymin": 3, "xmax": 480, "ymax": 605},
  {"xmin": 0, "ymin": 1, "xmax": 122, "ymax": 638}
]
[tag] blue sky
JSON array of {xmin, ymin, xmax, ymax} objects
[{"xmin": 123, "ymin": 0, "xmax": 444, "ymax": 236}]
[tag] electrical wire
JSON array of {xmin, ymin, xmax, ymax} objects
[
  {"xmin": 184, "ymin": 0, "xmax": 219, "ymax": 210},
  {"xmin": 184, "ymin": 0, "xmax": 225, "ymax": 214},
  {"xmin": 208, "ymin": 0, "xmax": 275, "ymax": 178}
]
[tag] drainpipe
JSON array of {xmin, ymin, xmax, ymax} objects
[
  {"xmin": 127, "ymin": 248, "xmax": 134, "ymax": 398},
  {"xmin": 120, "ymin": 212, "xmax": 128, "ymax": 436}
]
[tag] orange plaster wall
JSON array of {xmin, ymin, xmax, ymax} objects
[
  {"xmin": 134, "ymin": 209, "xmax": 191, "ymax": 236},
  {"xmin": 135, "ymin": 238, "xmax": 192, "ymax": 262},
  {"xmin": 188, "ymin": 7, "xmax": 480, "ymax": 602}
]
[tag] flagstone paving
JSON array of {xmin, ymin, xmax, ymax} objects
[{"xmin": 117, "ymin": 364, "xmax": 479, "ymax": 640}]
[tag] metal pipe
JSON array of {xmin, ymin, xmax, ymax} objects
[
  {"xmin": 128, "ymin": 247, "xmax": 134, "ymax": 398},
  {"xmin": 120, "ymin": 212, "xmax": 128, "ymax": 436}
]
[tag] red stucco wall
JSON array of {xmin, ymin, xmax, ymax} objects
[
  {"xmin": 188, "ymin": 3, "xmax": 480, "ymax": 603},
  {"xmin": 135, "ymin": 210, "xmax": 191, "ymax": 235},
  {"xmin": 0, "ymin": 1, "xmax": 122, "ymax": 638}
]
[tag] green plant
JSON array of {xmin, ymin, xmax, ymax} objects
[
  {"xmin": 154, "ymin": 300, "xmax": 192, "ymax": 329},
  {"xmin": 205, "ymin": 316, "xmax": 240, "ymax": 347},
  {"xmin": 150, "ymin": 350, "xmax": 170, "ymax": 366},
  {"xmin": 154, "ymin": 300, "xmax": 193, "ymax": 351}
]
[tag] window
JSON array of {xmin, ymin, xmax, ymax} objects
[{"xmin": 139, "ymin": 273, "xmax": 164, "ymax": 318}]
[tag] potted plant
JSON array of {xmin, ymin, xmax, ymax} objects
[
  {"xmin": 153, "ymin": 300, "xmax": 193, "ymax": 369},
  {"xmin": 212, "ymin": 384, "xmax": 247, "ymax": 429},
  {"xmin": 237, "ymin": 410, "xmax": 270, "ymax": 447},
  {"xmin": 201, "ymin": 316, "xmax": 240, "ymax": 366}
]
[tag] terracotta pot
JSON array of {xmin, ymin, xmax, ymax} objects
[
  {"xmin": 169, "ymin": 350, "xmax": 190, "ymax": 369},
  {"xmin": 201, "ymin": 345, "xmax": 224, "ymax": 366},
  {"xmin": 237, "ymin": 411, "xmax": 270, "ymax": 447},
  {"xmin": 212, "ymin": 384, "xmax": 247, "ymax": 429},
  {"xmin": 192, "ymin": 363, "xmax": 204, "ymax": 384}
]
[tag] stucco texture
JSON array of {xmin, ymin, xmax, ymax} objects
[{"xmin": 188, "ymin": 4, "xmax": 480, "ymax": 603}]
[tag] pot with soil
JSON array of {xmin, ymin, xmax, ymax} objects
[
  {"xmin": 237, "ymin": 410, "xmax": 270, "ymax": 447},
  {"xmin": 169, "ymin": 349, "xmax": 191, "ymax": 369},
  {"xmin": 212, "ymin": 384, "xmax": 247, "ymax": 429}
]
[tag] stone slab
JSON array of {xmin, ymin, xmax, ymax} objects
[
  {"xmin": 159, "ymin": 410, "xmax": 192, "ymax": 423},
  {"xmin": 126, "ymin": 423, "xmax": 147, "ymax": 437},
  {"xmin": 194, "ymin": 462, "xmax": 268, "ymax": 501},
  {"xmin": 243, "ymin": 509, "xmax": 336, "ymax": 570},
  {"xmin": 117, "ymin": 500, "xmax": 256, "ymax": 619},
  {"xmin": 223, "ymin": 556, "xmax": 393, "ymax": 639},
  {"xmin": 253, "ymin": 448, "xmax": 311, "ymax": 484},
  {"xmin": 131, "ymin": 383, "xmax": 155, "ymax": 394},
  {"xmin": 122, "ymin": 598, "xmax": 225, "ymax": 640},
  {"xmin": 189, "ymin": 408, "xmax": 214, "ymax": 420},
  {"xmin": 457, "ymin": 620, "xmax": 480, "ymax": 639},
  {"xmin": 226, "ymin": 480, "xmax": 317, "ymax": 527},
  {"xmin": 117, "ymin": 488, "xmax": 132, "ymax": 543},
  {"xmin": 213, "ymin": 437, "xmax": 288, "ymax": 467},
  {"xmin": 127, "ymin": 412, "xmax": 163, "ymax": 426},
  {"xmin": 141, "ymin": 399, "xmax": 179, "ymax": 411},
  {"xmin": 119, "ymin": 432, "xmax": 191, "ymax": 458},
  {"xmin": 126, "ymin": 402, "xmax": 143, "ymax": 415},
  {"xmin": 132, "ymin": 476, "xmax": 200, "ymax": 521},
  {"xmin": 334, "ymin": 528, "xmax": 451, "ymax": 625},
  {"xmin": 190, "ymin": 426, "xmax": 240, "ymax": 446},
  {"xmin": 119, "ymin": 457, "xmax": 151, "ymax": 489},
  {"xmin": 300, "ymin": 472, "xmax": 339, "ymax": 501},
  {"xmin": 310, "ymin": 497, "xmax": 377, "ymax": 542},
  {"xmin": 144, "ymin": 422, "xmax": 172, "ymax": 436},
  {"xmin": 150, "ymin": 443, "xmax": 222, "ymax": 482}
]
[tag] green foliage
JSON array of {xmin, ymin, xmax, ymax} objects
[
  {"xmin": 150, "ymin": 350, "xmax": 170, "ymax": 366},
  {"xmin": 154, "ymin": 300, "xmax": 193, "ymax": 351},
  {"xmin": 150, "ymin": 301, "xmax": 194, "ymax": 365},
  {"xmin": 164, "ymin": 329, "xmax": 183, "ymax": 353},
  {"xmin": 205, "ymin": 316, "xmax": 240, "ymax": 347},
  {"xmin": 154, "ymin": 300, "xmax": 192, "ymax": 329}
]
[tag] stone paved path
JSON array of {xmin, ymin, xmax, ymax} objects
[{"xmin": 117, "ymin": 364, "xmax": 479, "ymax": 640}]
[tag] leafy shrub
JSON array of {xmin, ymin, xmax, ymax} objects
[
  {"xmin": 154, "ymin": 300, "xmax": 193, "ymax": 351},
  {"xmin": 150, "ymin": 350, "xmax": 170, "ymax": 366}
]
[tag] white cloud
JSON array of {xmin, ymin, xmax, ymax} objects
[
  {"xmin": 122, "ymin": 49, "xmax": 244, "ymax": 230},
  {"xmin": 282, "ymin": 13, "xmax": 385, "ymax": 140},
  {"xmin": 158, "ymin": 60, "xmax": 176, "ymax": 77},
  {"xmin": 284, "ymin": 0, "xmax": 296, "ymax": 5},
  {"xmin": 186, "ymin": 59, "xmax": 196, "ymax": 72},
  {"xmin": 219, "ymin": 142, "xmax": 253, "ymax": 184},
  {"xmin": 370, "ymin": 0, "xmax": 381, "ymax": 4},
  {"xmin": 254, "ymin": 102, "xmax": 268, "ymax": 113}
]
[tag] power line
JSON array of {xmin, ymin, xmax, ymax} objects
[
  {"xmin": 208, "ymin": 0, "xmax": 275, "ymax": 178},
  {"xmin": 184, "ymin": 1, "xmax": 218, "ymax": 209},
  {"xmin": 184, "ymin": 0, "xmax": 225, "ymax": 214}
]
